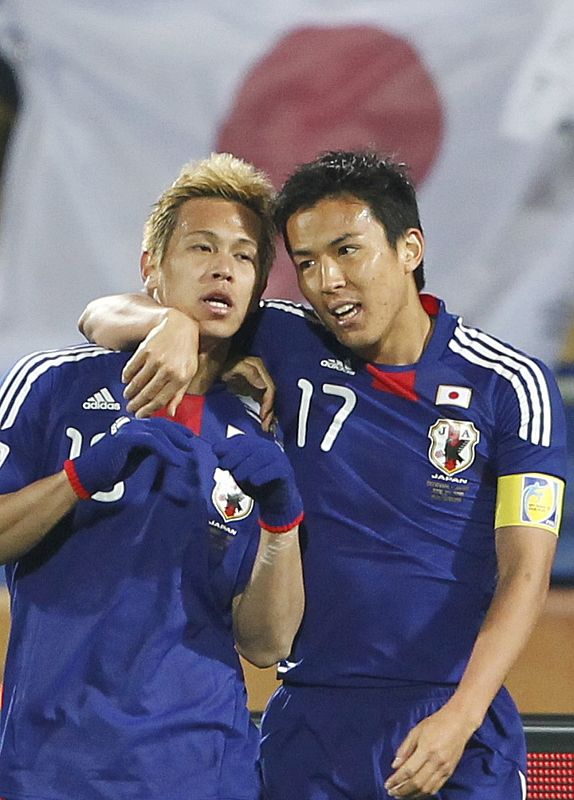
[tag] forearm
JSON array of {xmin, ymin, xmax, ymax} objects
[
  {"xmin": 0, "ymin": 471, "xmax": 79, "ymax": 563},
  {"xmin": 79, "ymin": 292, "xmax": 166, "ymax": 350},
  {"xmin": 233, "ymin": 528, "xmax": 304, "ymax": 668},
  {"xmin": 445, "ymin": 527, "xmax": 555, "ymax": 729}
]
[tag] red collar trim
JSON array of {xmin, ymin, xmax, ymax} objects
[
  {"xmin": 366, "ymin": 364, "xmax": 418, "ymax": 402},
  {"xmin": 419, "ymin": 293, "xmax": 440, "ymax": 316},
  {"xmin": 154, "ymin": 395, "xmax": 205, "ymax": 434}
]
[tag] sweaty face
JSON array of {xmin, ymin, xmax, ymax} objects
[
  {"xmin": 287, "ymin": 195, "xmax": 424, "ymax": 364},
  {"xmin": 147, "ymin": 197, "xmax": 260, "ymax": 348}
]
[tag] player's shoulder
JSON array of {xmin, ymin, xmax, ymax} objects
[
  {"xmin": 446, "ymin": 314, "xmax": 556, "ymax": 384},
  {"xmin": 0, "ymin": 343, "xmax": 127, "ymax": 427},
  {"xmin": 258, "ymin": 298, "xmax": 322, "ymax": 327},
  {"xmin": 446, "ymin": 314, "xmax": 562, "ymax": 446},
  {"xmin": 252, "ymin": 299, "xmax": 342, "ymax": 360},
  {"xmin": 1, "ymin": 342, "xmax": 128, "ymax": 388},
  {"xmin": 2, "ymin": 342, "xmax": 123, "ymax": 378}
]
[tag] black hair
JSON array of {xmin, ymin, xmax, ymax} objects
[{"xmin": 275, "ymin": 150, "xmax": 425, "ymax": 290}]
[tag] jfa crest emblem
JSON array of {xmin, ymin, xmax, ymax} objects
[
  {"xmin": 212, "ymin": 467, "xmax": 254, "ymax": 522},
  {"xmin": 428, "ymin": 418, "xmax": 480, "ymax": 476}
]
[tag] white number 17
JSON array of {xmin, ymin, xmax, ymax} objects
[{"xmin": 297, "ymin": 379, "xmax": 357, "ymax": 452}]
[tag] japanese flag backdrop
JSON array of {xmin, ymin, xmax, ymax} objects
[{"xmin": 0, "ymin": 0, "xmax": 572, "ymax": 371}]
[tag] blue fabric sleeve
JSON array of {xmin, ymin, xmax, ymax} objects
[{"xmin": 494, "ymin": 357, "xmax": 568, "ymax": 481}]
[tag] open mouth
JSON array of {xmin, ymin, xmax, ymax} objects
[
  {"xmin": 329, "ymin": 302, "xmax": 361, "ymax": 324},
  {"xmin": 202, "ymin": 292, "xmax": 233, "ymax": 314}
]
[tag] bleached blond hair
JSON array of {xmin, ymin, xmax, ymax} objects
[{"xmin": 142, "ymin": 153, "xmax": 276, "ymax": 300}]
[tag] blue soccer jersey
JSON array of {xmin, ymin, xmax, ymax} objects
[
  {"xmin": 0, "ymin": 344, "xmax": 264, "ymax": 800},
  {"xmin": 247, "ymin": 295, "xmax": 567, "ymax": 687}
]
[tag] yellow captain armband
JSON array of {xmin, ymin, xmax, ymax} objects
[{"xmin": 495, "ymin": 473, "xmax": 565, "ymax": 536}]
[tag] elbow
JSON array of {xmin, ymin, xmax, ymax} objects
[
  {"xmin": 240, "ymin": 649, "xmax": 277, "ymax": 670},
  {"xmin": 77, "ymin": 305, "xmax": 93, "ymax": 340},
  {"xmin": 78, "ymin": 300, "xmax": 110, "ymax": 344},
  {"xmin": 234, "ymin": 594, "xmax": 304, "ymax": 668},
  {"xmin": 78, "ymin": 297, "xmax": 127, "ymax": 349},
  {"xmin": 237, "ymin": 635, "xmax": 295, "ymax": 669}
]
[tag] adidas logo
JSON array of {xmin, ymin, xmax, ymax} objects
[
  {"xmin": 83, "ymin": 387, "xmax": 121, "ymax": 411},
  {"xmin": 320, "ymin": 358, "xmax": 355, "ymax": 375}
]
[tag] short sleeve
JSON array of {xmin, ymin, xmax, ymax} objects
[
  {"xmin": 239, "ymin": 301, "xmax": 319, "ymax": 366},
  {"xmin": 494, "ymin": 357, "xmax": 568, "ymax": 480},
  {"xmin": 0, "ymin": 354, "xmax": 52, "ymax": 492}
]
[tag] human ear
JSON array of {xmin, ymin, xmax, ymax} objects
[
  {"xmin": 399, "ymin": 229, "xmax": 424, "ymax": 274},
  {"xmin": 140, "ymin": 251, "xmax": 159, "ymax": 295}
]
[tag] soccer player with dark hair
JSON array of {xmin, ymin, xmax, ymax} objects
[
  {"xmin": 0, "ymin": 153, "xmax": 304, "ymax": 800},
  {"xmin": 80, "ymin": 150, "xmax": 566, "ymax": 799}
]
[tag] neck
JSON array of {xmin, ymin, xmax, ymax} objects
[
  {"xmin": 186, "ymin": 339, "xmax": 230, "ymax": 395},
  {"xmin": 404, "ymin": 304, "xmax": 434, "ymax": 363},
  {"xmin": 369, "ymin": 292, "xmax": 434, "ymax": 366}
]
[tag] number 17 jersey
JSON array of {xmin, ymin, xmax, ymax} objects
[{"xmin": 247, "ymin": 295, "xmax": 567, "ymax": 687}]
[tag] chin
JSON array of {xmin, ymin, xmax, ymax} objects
[
  {"xmin": 332, "ymin": 326, "xmax": 361, "ymax": 344},
  {"xmin": 200, "ymin": 321, "xmax": 241, "ymax": 342},
  {"xmin": 338, "ymin": 331, "xmax": 377, "ymax": 357}
]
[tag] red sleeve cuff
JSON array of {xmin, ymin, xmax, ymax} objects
[
  {"xmin": 63, "ymin": 459, "xmax": 91, "ymax": 500},
  {"xmin": 258, "ymin": 511, "xmax": 304, "ymax": 534}
]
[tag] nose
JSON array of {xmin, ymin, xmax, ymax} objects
[
  {"xmin": 210, "ymin": 252, "xmax": 235, "ymax": 281},
  {"xmin": 319, "ymin": 257, "xmax": 346, "ymax": 293}
]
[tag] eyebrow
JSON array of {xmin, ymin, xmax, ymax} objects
[
  {"xmin": 181, "ymin": 230, "xmax": 257, "ymax": 248},
  {"xmin": 291, "ymin": 232, "xmax": 358, "ymax": 256}
]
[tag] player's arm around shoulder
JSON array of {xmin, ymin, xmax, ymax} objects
[
  {"xmin": 213, "ymin": 429, "xmax": 304, "ymax": 668},
  {"xmin": 79, "ymin": 293, "xmax": 277, "ymax": 425},
  {"xmin": 80, "ymin": 293, "xmax": 200, "ymax": 419},
  {"xmin": 79, "ymin": 291, "xmax": 166, "ymax": 351}
]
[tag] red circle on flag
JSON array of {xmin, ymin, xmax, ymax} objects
[
  {"xmin": 217, "ymin": 24, "xmax": 445, "ymax": 299},
  {"xmin": 449, "ymin": 391, "xmax": 459, "ymax": 399}
]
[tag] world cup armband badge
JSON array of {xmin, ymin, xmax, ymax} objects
[
  {"xmin": 522, "ymin": 476, "xmax": 560, "ymax": 527},
  {"xmin": 495, "ymin": 473, "xmax": 565, "ymax": 535}
]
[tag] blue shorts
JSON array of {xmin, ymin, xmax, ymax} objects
[{"xmin": 260, "ymin": 683, "xmax": 526, "ymax": 800}]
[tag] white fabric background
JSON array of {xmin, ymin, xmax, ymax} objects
[{"xmin": 0, "ymin": 0, "xmax": 572, "ymax": 372}]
